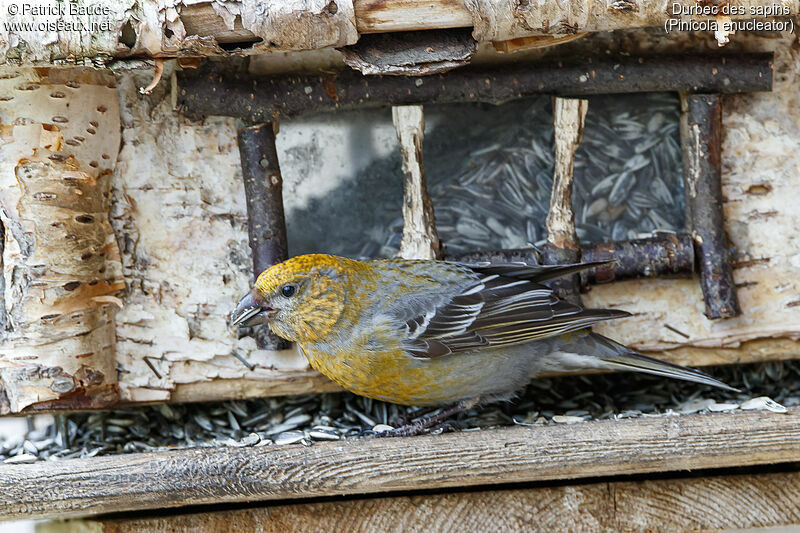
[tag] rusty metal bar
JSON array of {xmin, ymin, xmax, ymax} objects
[
  {"xmin": 178, "ymin": 54, "xmax": 773, "ymax": 123},
  {"xmin": 680, "ymin": 94, "xmax": 741, "ymax": 319},
  {"xmin": 236, "ymin": 123, "xmax": 291, "ymax": 350},
  {"xmin": 448, "ymin": 233, "xmax": 695, "ymax": 287}
]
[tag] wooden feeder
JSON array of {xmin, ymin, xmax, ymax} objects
[{"xmin": 1, "ymin": 1, "xmax": 800, "ymax": 530}]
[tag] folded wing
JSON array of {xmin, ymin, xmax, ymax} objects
[{"xmin": 403, "ymin": 261, "xmax": 628, "ymax": 358}]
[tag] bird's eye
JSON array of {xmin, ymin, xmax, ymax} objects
[{"xmin": 281, "ymin": 285, "xmax": 297, "ymax": 298}]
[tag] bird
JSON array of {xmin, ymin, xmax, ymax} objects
[{"xmin": 231, "ymin": 253, "xmax": 735, "ymax": 436}]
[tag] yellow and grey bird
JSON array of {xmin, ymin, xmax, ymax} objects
[{"xmin": 232, "ymin": 254, "xmax": 733, "ymax": 434}]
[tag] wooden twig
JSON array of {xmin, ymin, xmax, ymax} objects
[
  {"xmin": 392, "ymin": 105, "xmax": 441, "ymax": 260},
  {"xmin": 236, "ymin": 123, "xmax": 291, "ymax": 350},
  {"xmin": 1, "ymin": 408, "xmax": 798, "ymax": 521},
  {"xmin": 680, "ymin": 94, "xmax": 741, "ymax": 319},
  {"xmin": 449, "ymin": 234, "xmax": 695, "ymax": 286},
  {"xmin": 579, "ymin": 233, "xmax": 695, "ymax": 285},
  {"xmin": 178, "ymin": 54, "xmax": 773, "ymax": 123},
  {"xmin": 542, "ymin": 97, "xmax": 588, "ymax": 305}
]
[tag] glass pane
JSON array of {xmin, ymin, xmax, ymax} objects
[{"xmin": 279, "ymin": 93, "xmax": 684, "ymax": 258}]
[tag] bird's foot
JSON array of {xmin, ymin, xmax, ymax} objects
[{"xmin": 374, "ymin": 398, "xmax": 478, "ymax": 438}]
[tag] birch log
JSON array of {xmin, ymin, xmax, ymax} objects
[
  {"xmin": 2, "ymin": 32, "xmax": 796, "ymax": 411},
  {"xmin": 0, "ymin": 67, "xmax": 125, "ymax": 413},
  {"xmin": 393, "ymin": 105, "xmax": 441, "ymax": 260},
  {"xmin": 2, "ymin": 0, "xmax": 796, "ymax": 63}
]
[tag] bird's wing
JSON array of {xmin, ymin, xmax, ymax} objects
[{"xmin": 401, "ymin": 261, "xmax": 629, "ymax": 358}]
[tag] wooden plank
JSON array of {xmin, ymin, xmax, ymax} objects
[
  {"xmin": 3, "ymin": 408, "xmax": 800, "ymax": 521},
  {"xmin": 46, "ymin": 470, "xmax": 800, "ymax": 532}
]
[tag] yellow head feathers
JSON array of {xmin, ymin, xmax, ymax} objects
[{"xmin": 254, "ymin": 254, "xmax": 357, "ymax": 297}]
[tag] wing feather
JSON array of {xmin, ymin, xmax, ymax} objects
[{"xmin": 403, "ymin": 261, "xmax": 629, "ymax": 358}]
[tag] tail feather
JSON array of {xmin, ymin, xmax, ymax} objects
[{"xmin": 588, "ymin": 333, "xmax": 738, "ymax": 392}]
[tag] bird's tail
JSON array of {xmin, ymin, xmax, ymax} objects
[{"xmin": 571, "ymin": 332, "xmax": 738, "ymax": 392}]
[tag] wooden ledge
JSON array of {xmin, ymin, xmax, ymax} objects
[
  {"xmin": 53, "ymin": 469, "xmax": 800, "ymax": 532},
  {"xmin": 3, "ymin": 407, "xmax": 800, "ymax": 521}
]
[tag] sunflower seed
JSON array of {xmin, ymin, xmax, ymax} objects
[
  {"xmin": 4, "ymin": 453, "xmax": 38, "ymax": 464},
  {"xmin": 552, "ymin": 415, "xmax": 585, "ymax": 424},
  {"xmin": 274, "ymin": 431, "xmax": 306, "ymax": 446},
  {"xmin": 227, "ymin": 433, "xmax": 261, "ymax": 447},
  {"xmin": 308, "ymin": 429, "xmax": 340, "ymax": 441},
  {"xmin": 740, "ymin": 397, "xmax": 787, "ymax": 413}
]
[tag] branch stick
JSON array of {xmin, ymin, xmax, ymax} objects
[
  {"xmin": 393, "ymin": 105, "xmax": 441, "ymax": 260},
  {"xmin": 236, "ymin": 123, "xmax": 291, "ymax": 350}
]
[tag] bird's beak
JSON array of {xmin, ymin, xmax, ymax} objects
[{"xmin": 231, "ymin": 292, "xmax": 274, "ymax": 327}]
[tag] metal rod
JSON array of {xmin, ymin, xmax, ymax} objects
[
  {"xmin": 236, "ymin": 123, "xmax": 291, "ymax": 350},
  {"xmin": 680, "ymin": 94, "xmax": 741, "ymax": 319},
  {"xmin": 178, "ymin": 54, "xmax": 773, "ymax": 122}
]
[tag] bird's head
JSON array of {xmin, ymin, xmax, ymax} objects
[{"xmin": 231, "ymin": 254, "xmax": 357, "ymax": 344}]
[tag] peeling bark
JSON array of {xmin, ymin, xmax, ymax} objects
[
  {"xmin": 341, "ymin": 29, "xmax": 477, "ymax": 76},
  {"xmin": 0, "ymin": 0, "xmax": 795, "ymax": 64},
  {"xmin": 0, "ymin": 67, "xmax": 124, "ymax": 413},
  {"xmin": 542, "ymin": 97, "xmax": 587, "ymax": 305},
  {"xmin": 462, "ymin": 0, "xmax": 797, "ymax": 42},
  {"xmin": 0, "ymin": 0, "xmax": 357, "ymax": 64},
  {"xmin": 393, "ymin": 105, "xmax": 441, "ymax": 260}
]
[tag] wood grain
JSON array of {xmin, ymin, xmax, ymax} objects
[
  {"xmin": 3, "ymin": 408, "xmax": 800, "ymax": 521},
  {"xmin": 48, "ymin": 470, "xmax": 800, "ymax": 533}
]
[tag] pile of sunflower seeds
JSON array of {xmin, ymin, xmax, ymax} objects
[
  {"xmin": 287, "ymin": 92, "xmax": 684, "ymax": 258},
  {"xmin": 2, "ymin": 360, "xmax": 796, "ymax": 463}
]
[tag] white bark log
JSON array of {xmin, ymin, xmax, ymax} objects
[
  {"xmin": 0, "ymin": 67, "xmax": 124, "ymax": 413},
  {"xmin": 463, "ymin": 0, "xmax": 798, "ymax": 42},
  {"xmin": 0, "ymin": 0, "xmax": 357, "ymax": 63}
]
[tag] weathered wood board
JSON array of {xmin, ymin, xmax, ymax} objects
[
  {"xmin": 1, "ymin": 407, "xmax": 799, "ymax": 521},
  {"xmin": 42, "ymin": 469, "xmax": 800, "ymax": 532}
]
